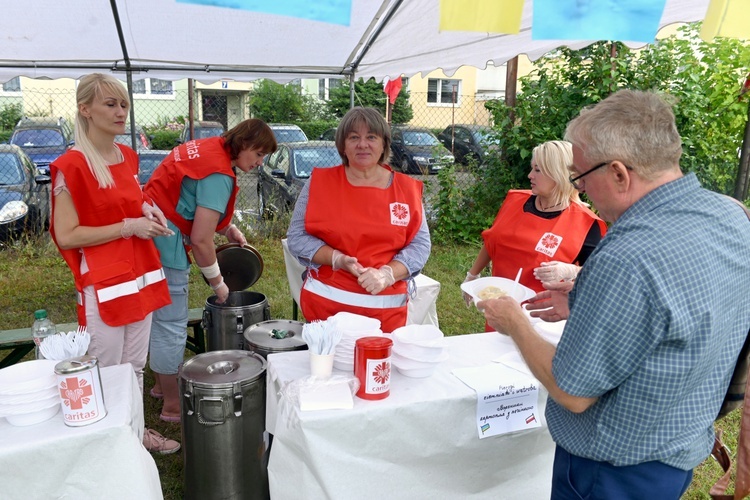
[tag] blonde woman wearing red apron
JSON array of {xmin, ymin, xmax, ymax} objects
[{"xmin": 287, "ymin": 107, "xmax": 431, "ymax": 334}]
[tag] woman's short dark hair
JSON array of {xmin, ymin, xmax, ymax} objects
[
  {"xmin": 335, "ymin": 107, "xmax": 391, "ymax": 166},
  {"xmin": 223, "ymin": 119, "xmax": 277, "ymax": 160}
]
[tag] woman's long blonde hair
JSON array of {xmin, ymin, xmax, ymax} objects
[
  {"xmin": 532, "ymin": 140, "xmax": 582, "ymax": 209},
  {"xmin": 74, "ymin": 73, "xmax": 130, "ymax": 188}
]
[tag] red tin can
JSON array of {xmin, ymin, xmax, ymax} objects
[{"xmin": 354, "ymin": 336, "xmax": 393, "ymax": 400}]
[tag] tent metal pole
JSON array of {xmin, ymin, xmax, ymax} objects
[
  {"xmin": 350, "ymin": 72, "xmax": 356, "ymax": 109},
  {"xmin": 109, "ymin": 0, "xmax": 137, "ymax": 150}
]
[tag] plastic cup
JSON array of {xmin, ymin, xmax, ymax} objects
[{"xmin": 310, "ymin": 353, "xmax": 335, "ymax": 379}]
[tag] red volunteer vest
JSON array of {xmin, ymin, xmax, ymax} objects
[
  {"xmin": 483, "ymin": 190, "xmax": 607, "ymax": 294},
  {"xmin": 144, "ymin": 136, "xmax": 238, "ymax": 237},
  {"xmin": 50, "ymin": 145, "xmax": 171, "ymax": 326},
  {"xmin": 300, "ymin": 165, "xmax": 423, "ymax": 333}
]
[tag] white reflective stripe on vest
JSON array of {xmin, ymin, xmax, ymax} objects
[
  {"xmin": 96, "ymin": 268, "xmax": 166, "ymax": 303},
  {"xmin": 76, "ymin": 291, "xmax": 83, "ymax": 306},
  {"xmin": 303, "ymin": 277, "xmax": 407, "ymax": 309}
]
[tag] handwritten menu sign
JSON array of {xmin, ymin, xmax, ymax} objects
[{"xmin": 452, "ymin": 364, "xmax": 541, "ymax": 439}]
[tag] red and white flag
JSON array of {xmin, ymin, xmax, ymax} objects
[{"xmin": 383, "ymin": 76, "xmax": 403, "ymax": 105}]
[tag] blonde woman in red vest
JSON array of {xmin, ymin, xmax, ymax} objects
[
  {"xmin": 287, "ymin": 107, "xmax": 432, "ymax": 334},
  {"xmin": 144, "ymin": 119, "xmax": 276, "ymax": 422},
  {"xmin": 464, "ymin": 140, "xmax": 607, "ymax": 319},
  {"xmin": 50, "ymin": 73, "xmax": 179, "ymax": 453}
]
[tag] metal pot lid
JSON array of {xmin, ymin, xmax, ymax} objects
[
  {"xmin": 205, "ymin": 243, "xmax": 264, "ymax": 291},
  {"xmin": 244, "ymin": 320, "xmax": 307, "ymax": 352},
  {"xmin": 180, "ymin": 350, "xmax": 266, "ymax": 386}
]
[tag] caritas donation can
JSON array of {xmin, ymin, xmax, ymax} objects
[
  {"xmin": 354, "ymin": 336, "xmax": 393, "ymax": 400},
  {"xmin": 54, "ymin": 355, "xmax": 107, "ymax": 426}
]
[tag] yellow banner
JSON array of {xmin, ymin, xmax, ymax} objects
[
  {"xmin": 700, "ymin": 0, "xmax": 750, "ymax": 41},
  {"xmin": 439, "ymin": 0, "xmax": 524, "ymax": 34}
]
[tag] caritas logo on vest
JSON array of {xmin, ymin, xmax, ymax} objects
[
  {"xmin": 390, "ymin": 202, "xmax": 410, "ymax": 226},
  {"xmin": 535, "ymin": 232, "xmax": 563, "ymax": 257}
]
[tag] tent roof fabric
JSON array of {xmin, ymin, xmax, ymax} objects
[{"xmin": 0, "ymin": 0, "xmax": 710, "ymax": 83}]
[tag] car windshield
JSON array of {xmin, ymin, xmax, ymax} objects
[
  {"xmin": 402, "ymin": 131, "xmax": 440, "ymax": 146},
  {"xmin": 12, "ymin": 129, "xmax": 65, "ymax": 148},
  {"xmin": 115, "ymin": 132, "xmax": 151, "ymax": 150},
  {"xmin": 194, "ymin": 127, "xmax": 224, "ymax": 139},
  {"xmin": 471, "ymin": 129, "xmax": 491, "ymax": 142},
  {"xmin": 274, "ymin": 129, "xmax": 308, "ymax": 143},
  {"xmin": 0, "ymin": 153, "xmax": 24, "ymax": 185},
  {"xmin": 138, "ymin": 154, "xmax": 168, "ymax": 184},
  {"xmin": 292, "ymin": 148, "xmax": 340, "ymax": 178}
]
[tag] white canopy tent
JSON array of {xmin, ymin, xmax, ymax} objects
[{"xmin": 0, "ymin": 0, "xmax": 711, "ymax": 84}]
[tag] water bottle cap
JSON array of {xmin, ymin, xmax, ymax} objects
[{"xmin": 34, "ymin": 309, "xmax": 47, "ymax": 320}]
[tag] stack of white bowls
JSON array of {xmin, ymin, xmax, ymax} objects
[
  {"xmin": 0, "ymin": 359, "xmax": 60, "ymax": 426},
  {"xmin": 330, "ymin": 312, "xmax": 383, "ymax": 372},
  {"xmin": 391, "ymin": 324, "xmax": 447, "ymax": 378}
]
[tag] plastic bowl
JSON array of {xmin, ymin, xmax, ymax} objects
[
  {"xmin": 0, "ymin": 392, "xmax": 59, "ymax": 416},
  {"xmin": 460, "ymin": 276, "xmax": 536, "ymax": 305},
  {"xmin": 0, "ymin": 385, "xmax": 58, "ymax": 405},
  {"xmin": 4, "ymin": 399, "xmax": 60, "ymax": 427},
  {"xmin": 391, "ymin": 352, "xmax": 445, "ymax": 378},
  {"xmin": 392, "ymin": 325, "xmax": 445, "ymax": 347},
  {"xmin": 0, "ymin": 359, "xmax": 58, "ymax": 396},
  {"xmin": 331, "ymin": 312, "xmax": 381, "ymax": 334}
]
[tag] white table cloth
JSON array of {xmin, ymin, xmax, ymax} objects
[
  {"xmin": 266, "ymin": 331, "xmax": 558, "ymax": 499},
  {"xmin": 281, "ymin": 238, "xmax": 441, "ymax": 328},
  {"xmin": 0, "ymin": 363, "xmax": 163, "ymax": 499}
]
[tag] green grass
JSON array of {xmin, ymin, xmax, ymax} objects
[{"xmin": 0, "ymin": 232, "xmax": 741, "ymax": 499}]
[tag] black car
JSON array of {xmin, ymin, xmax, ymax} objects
[
  {"xmin": 177, "ymin": 120, "xmax": 225, "ymax": 144},
  {"xmin": 137, "ymin": 149, "xmax": 171, "ymax": 186},
  {"xmin": 390, "ymin": 126, "xmax": 454, "ymax": 175},
  {"xmin": 115, "ymin": 125, "xmax": 153, "ymax": 151},
  {"xmin": 0, "ymin": 144, "xmax": 52, "ymax": 239},
  {"xmin": 437, "ymin": 124, "xmax": 493, "ymax": 166},
  {"xmin": 257, "ymin": 141, "xmax": 340, "ymax": 217},
  {"xmin": 318, "ymin": 128, "xmax": 336, "ymax": 141},
  {"xmin": 9, "ymin": 117, "xmax": 74, "ymax": 176}
]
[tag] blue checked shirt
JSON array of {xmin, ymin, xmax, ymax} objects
[{"xmin": 547, "ymin": 174, "xmax": 750, "ymax": 469}]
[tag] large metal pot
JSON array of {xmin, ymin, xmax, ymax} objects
[
  {"xmin": 179, "ymin": 350, "xmax": 268, "ymax": 500},
  {"xmin": 204, "ymin": 291, "xmax": 270, "ymax": 351},
  {"xmin": 244, "ymin": 319, "xmax": 307, "ymax": 359}
]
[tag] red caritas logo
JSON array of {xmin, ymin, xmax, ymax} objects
[
  {"xmin": 390, "ymin": 202, "xmax": 410, "ymax": 226},
  {"xmin": 535, "ymin": 232, "xmax": 562, "ymax": 257},
  {"xmin": 59, "ymin": 376, "xmax": 93, "ymax": 410},
  {"xmin": 372, "ymin": 361, "xmax": 391, "ymax": 385}
]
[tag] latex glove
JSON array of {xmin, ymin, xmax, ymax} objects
[
  {"xmin": 358, "ymin": 265, "xmax": 395, "ymax": 295},
  {"xmin": 223, "ymin": 224, "xmax": 247, "ymax": 246},
  {"xmin": 211, "ymin": 277, "xmax": 230, "ymax": 304},
  {"xmin": 141, "ymin": 201, "xmax": 169, "ymax": 229},
  {"xmin": 121, "ymin": 217, "xmax": 174, "ymax": 240},
  {"xmin": 533, "ymin": 261, "xmax": 579, "ymax": 286},
  {"xmin": 332, "ymin": 249, "xmax": 364, "ymax": 276},
  {"xmin": 462, "ymin": 271, "xmax": 480, "ymax": 307}
]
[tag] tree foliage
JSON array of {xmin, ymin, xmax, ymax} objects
[
  {"xmin": 434, "ymin": 23, "xmax": 750, "ymax": 243},
  {"xmin": 327, "ymin": 77, "xmax": 414, "ymax": 123},
  {"xmin": 248, "ymin": 79, "xmax": 318, "ymax": 123}
]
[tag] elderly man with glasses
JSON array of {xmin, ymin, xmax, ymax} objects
[{"xmin": 478, "ymin": 89, "xmax": 750, "ymax": 499}]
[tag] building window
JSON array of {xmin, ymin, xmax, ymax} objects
[
  {"xmin": 318, "ymin": 78, "xmax": 344, "ymax": 100},
  {"xmin": 2, "ymin": 77, "xmax": 21, "ymax": 92},
  {"xmin": 132, "ymin": 78, "xmax": 173, "ymax": 95},
  {"xmin": 427, "ymin": 78, "xmax": 460, "ymax": 104}
]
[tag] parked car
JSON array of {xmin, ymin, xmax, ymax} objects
[
  {"xmin": 437, "ymin": 124, "xmax": 493, "ymax": 166},
  {"xmin": 9, "ymin": 117, "xmax": 74, "ymax": 175},
  {"xmin": 269, "ymin": 124, "xmax": 308, "ymax": 143},
  {"xmin": 0, "ymin": 144, "xmax": 52, "ymax": 239},
  {"xmin": 115, "ymin": 125, "xmax": 153, "ymax": 151},
  {"xmin": 390, "ymin": 125, "xmax": 454, "ymax": 175},
  {"xmin": 318, "ymin": 128, "xmax": 336, "ymax": 141},
  {"xmin": 257, "ymin": 141, "xmax": 340, "ymax": 217},
  {"xmin": 177, "ymin": 120, "xmax": 225, "ymax": 144},
  {"xmin": 137, "ymin": 149, "xmax": 171, "ymax": 186}
]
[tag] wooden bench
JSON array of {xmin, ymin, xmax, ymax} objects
[{"xmin": 0, "ymin": 308, "xmax": 206, "ymax": 368}]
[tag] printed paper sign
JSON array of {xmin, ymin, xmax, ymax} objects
[
  {"xmin": 453, "ymin": 364, "xmax": 541, "ymax": 439},
  {"xmin": 177, "ymin": 0, "xmax": 352, "ymax": 26}
]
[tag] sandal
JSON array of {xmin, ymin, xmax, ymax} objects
[
  {"xmin": 160, "ymin": 413, "xmax": 181, "ymax": 423},
  {"xmin": 150, "ymin": 388, "xmax": 163, "ymax": 399}
]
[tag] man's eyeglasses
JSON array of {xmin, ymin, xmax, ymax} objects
[{"xmin": 568, "ymin": 161, "xmax": 610, "ymax": 190}]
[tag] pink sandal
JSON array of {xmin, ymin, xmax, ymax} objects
[
  {"xmin": 150, "ymin": 388, "xmax": 164, "ymax": 399},
  {"xmin": 159, "ymin": 413, "xmax": 181, "ymax": 423}
]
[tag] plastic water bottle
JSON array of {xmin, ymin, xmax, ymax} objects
[{"xmin": 32, "ymin": 309, "xmax": 56, "ymax": 359}]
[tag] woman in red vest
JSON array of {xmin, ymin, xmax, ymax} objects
[
  {"xmin": 50, "ymin": 73, "xmax": 178, "ymax": 453},
  {"xmin": 464, "ymin": 140, "xmax": 606, "ymax": 323},
  {"xmin": 287, "ymin": 107, "xmax": 431, "ymax": 334}
]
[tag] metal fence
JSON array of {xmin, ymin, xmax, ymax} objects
[{"xmin": 0, "ymin": 84, "xmax": 499, "ymax": 239}]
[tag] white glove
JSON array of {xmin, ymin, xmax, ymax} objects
[
  {"xmin": 533, "ymin": 261, "xmax": 580, "ymax": 285},
  {"xmin": 462, "ymin": 271, "xmax": 480, "ymax": 307},
  {"xmin": 332, "ymin": 249, "xmax": 364, "ymax": 276},
  {"xmin": 211, "ymin": 277, "xmax": 230, "ymax": 304},
  {"xmin": 141, "ymin": 201, "xmax": 169, "ymax": 229},
  {"xmin": 358, "ymin": 265, "xmax": 396, "ymax": 295},
  {"xmin": 121, "ymin": 217, "xmax": 173, "ymax": 240},
  {"xmin": 223, "ymin": 224, "xmax": 247, "ymax": 246}
]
